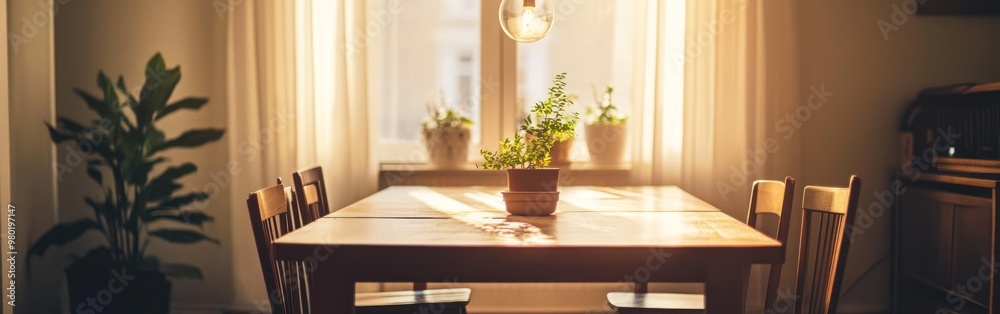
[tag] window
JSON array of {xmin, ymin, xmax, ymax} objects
[
  {"xmin": 376, "ymin": 0, "xmax": 645, "ymax": 163},
  {"xmin": 376, "ymin": 0, "xmax": 481, "ymax": 161},
  {"xmin": 518, "ymin": 1, "xmax": 641, "ymax": 161}
]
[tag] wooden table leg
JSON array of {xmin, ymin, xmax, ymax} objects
[
  {"xmin": 704, "ymin": 264, "xmax": 750, "ymax": 314},
  {"xmin": 310, "ymin": 266, "xmax": 355, "ymax": 313}
]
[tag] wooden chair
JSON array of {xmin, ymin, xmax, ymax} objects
[
  {"xmin": 253, "ymin": 181, "xmax": 473, "ymax": 313},
  {"xmin": 791, "ymin": 175, "xmax": 861, "ymax": 314},
  {"xmin": 293, "ymin": 166, "xmax": 332, "ymax": 225},
  {"xmin": 607, "ymin": 176, "xmax": 797, "ymax": 314},
  {"xmin": 247, "ymin": 183, "xmax": 309, "ymax": 314}
]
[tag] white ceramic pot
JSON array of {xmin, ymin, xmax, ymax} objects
[
  {"xmin": 585, "ymin": 124, "xmax": 627, "ymax": 164},
  {"xmin": 549, "ymin": 138, "xmax": 574, "ymax": 165},
  {"xmin": 423, "ymin": 127, "xmax": 470, "ymax": 168}
]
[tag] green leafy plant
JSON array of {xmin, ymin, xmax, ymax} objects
[
  {"xmin": 422, "ymin": 90, "xmax": 473, "ymax": 130},
  {"xmin": 480, "ymin": 73, "xmax": 578, "ymax": 169},
  {"xmin": 30, "ymin": 54, "xmax": 224, "ymax": 280},
  {"xmin": 423, "ymin": 105, "xmax": 473, "ymax": 130},
  {"xmin": 586, "ymin": 85, "xmax": 627, "ymax": 126}
]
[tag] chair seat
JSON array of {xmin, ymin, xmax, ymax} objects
[
  {"xmin": 607, "ymin": 292, "xmax": 705, "ymax": 314},
  {"xmin": 356, "ymin": 288, "xmax": 471, "ymax": 313}
]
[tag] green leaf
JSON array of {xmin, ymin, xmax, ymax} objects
[
  {"xmin": 144, "ymin": 128, "xmax": 166, "ymax": 156},
  {"xmin": 156, "ymin": 98, "xmax": 208, "ymax": 121},
  {"xmin": 74, "ymin": 88, "xmax": 115, "ymax": 121},
  {"xmin": 157, "ymin": 192, "xmax": 210, "ymax": 209},
  {"xmin": 116, "ymin": 75, "xmax": 138, "ymax": 107},
  {"xmin": 151, "ymin": 129, "xmax": 225, "ymax": 154},
  {"xmin": 146, "ymin": 183, "xmax": 182, "ymax": 203},
  {"xmin": 137, "ymin": 54, "xmax": 181, "ymax": 126},
  {"xmin": 140, "ymin": 53, "xmax": 168, "ymax": 100},
  {"xmin": 147, "ymin": 210, "xmax": 214, "ymax": 228},
  {"xmin": 148, "ymin": 229, "xmax": 220, "ymax": 245},
  {"xmin": 144, "ymin": 163, "xmax": 197, "ymax": 203},
  {"xmin": 46, "ymin": 123, "xmax": 75, "ymax": 142},
  {"xmin": 97, "ymin": 72, "xmax": 119, "ymax": 116},
  {"xmin": 160, "ymin": 262, "xmax": 203, "ymax": 280},
  {"xmin": 56, "ymin": 117, "xmax": 88, "ymax": 135},
  {"xmin": 147, "ymin": 163, "xmax": 196, "ymax": 189},
  {"xmin": 86, "ymin": 166, "xmax": 103, "ymax": 184},
  {"xmin": 28, "ymin": 219, "xmax": 103, "ymax": 257}
]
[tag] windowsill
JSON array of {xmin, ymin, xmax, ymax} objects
[{"xmin": 378, "ymin": 162, "xmax": 633, "ymax": 189}]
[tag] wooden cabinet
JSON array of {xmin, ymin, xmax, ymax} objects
[{"xmin": 893, "ymin": 173, "xmax": 999, "ymax": 314}]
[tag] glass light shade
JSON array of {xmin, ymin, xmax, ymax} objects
[{"xmin": 499, "ymin": 0, "xmax": 554, "ymax": 43}]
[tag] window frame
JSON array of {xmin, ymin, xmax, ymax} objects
[{"xmin": 377, "ymin": 0, "xmax": 638, "ymax": 162}]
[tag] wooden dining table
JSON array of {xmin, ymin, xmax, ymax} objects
[{"xmin": 272, "ymin": 186, "xmax": 784, "ymax": 313}]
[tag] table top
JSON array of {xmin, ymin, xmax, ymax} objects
[{"xmin": 274, "ymin": 186, "xmax": 780, "ymax": 251}]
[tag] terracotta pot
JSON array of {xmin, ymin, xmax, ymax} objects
[
  {"xmin": 549, "ymin": 139, "xmax": 574, "ymax": 165},
  {"xmin": 506, "ymin": 168, "xmax": 559, "ymax": 192},
  {"xmin": 585, "ymin": 124, "xmax": 627, "ymax": 164},
  {"xmin": 504, "ymin": 168, "xmax": 560, "ymax": 215},
  {"xmin": 502, "ymin": 191, "xmax": 559, "ymax": 216},
  {"xmin": 422, "ymin": 127, "xmax": 470, "ymax": 168}
]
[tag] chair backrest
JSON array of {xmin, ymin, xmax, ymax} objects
[
  {"xmin": 247, "ymin": 183, "xmax": 307, "ymax": 314},
  {"xmin": 793, "ymin": 175, "xmax": 861, "ymax": 314},
  {"xmin": 746, "ymin": 177, "xmax": 796, "ymax": 312},
  {"xmin": 279, "ymin": 177, "xmax": 306, "ymax": 230},
  {"xmin": 293, "ymin": 166, "xmax": 331, "ymax": 225}
]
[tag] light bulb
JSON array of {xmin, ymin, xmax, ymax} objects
[{"xmin": 499, "ymin": 0, "xmax": 554, "ymax": 43}]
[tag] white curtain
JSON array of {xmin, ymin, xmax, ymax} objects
[
  {"xmin": 631, "ymin": 1, "xmax": 802, "ymax": 310},
  {"xmin": 225, "ymin": 0, "xmax": 378, "ymax": 309},
  {"xmin": 632, "ymin": 0, "xmax": 802, "ymax": 216}
]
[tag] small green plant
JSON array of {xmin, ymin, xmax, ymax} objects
[
  {"xmin": 480, "ymin": 73, "xmax": 578, "ymax": 169},
  {"xmin": 586, "ymin": 85, "xmax": 627, "ymax": 126},
  {"xmin": 423, "ymin": 107, "xmax": 472, "ymax": 130},
  {"xmin": 422, "ymin": 92, "xmax": 473, "ymax": 130}
]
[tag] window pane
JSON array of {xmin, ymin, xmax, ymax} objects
[
  {"xmin": 376, "ymin": 0, "xmax": 481, "ymax": 150},
  {"xmin": 517, "ymin": 1, "xmax": 640, "ymax": 160}
]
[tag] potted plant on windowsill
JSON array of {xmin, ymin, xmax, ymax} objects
[
  {"xmin": 422, "ymin": 97, "xmax": 473, "ymax": 168},
  {"xmin": 30, "ymin": 54, "xmax": 224, "ymax": 314},
  {"xmin": 480, "ymin": 73, "xmax": 578, "ymax": 216},
  {"xmin": 585, "ymin": 85, "xmax": 628, "ymax": 164}
]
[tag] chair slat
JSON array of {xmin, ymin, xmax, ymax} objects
[
  {"xmin": 294, "ymin": 166, "xmax": 331, "ymax": 225},
  {"xmin": 793, "ymin": 175, "xmax": 861, "ymax": 314}
]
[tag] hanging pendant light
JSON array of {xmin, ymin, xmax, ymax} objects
[{"xmin": 499, "ymin": 0, "xmax": 554, "ymax": 43}]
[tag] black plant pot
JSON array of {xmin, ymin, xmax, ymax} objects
[{"xmin": 65, "ymin": 250, "xmax": 171, "ymax": 314}]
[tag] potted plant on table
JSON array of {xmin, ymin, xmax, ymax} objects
[
  {"xmin": 480, "ymin": 73, "xmax": 578, "ymax": 216},
  {"xmin": 422, "ymin": 97, "xmax": 473, "ymax": 168},
  {"xmin": 30, "ymin": 54, "xmax": 223, "ymax": 314},
  {"xmin": 584, "ymin": 85, "xmax": 628, "ymax": 164}
]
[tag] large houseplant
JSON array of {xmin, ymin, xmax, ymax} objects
[
  {"xmin": 480, "ymin": 73, "xmax": 577, "ymax": 216},
  {"xmin": 584, "ymin": 85, "xmax": 628, "ymax": 164},
  {"xmin": 422, "ymin": 98, "xmax": 473, "ymax": 168},
  {"xmin": 30, "ymin": 54, "xmax": 224, "ymax": 313}
]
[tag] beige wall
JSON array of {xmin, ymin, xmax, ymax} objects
[
  {"xmin": 7, "ymin": 0, "xmax": 59, "ymax": 312},
  {"xmin": 45, "ymin": 0, "xmax": 231, "ymax": 312},
  {"xmin": 0, "ymin": 1, "xmax": 10, "ymax": 313},
  {"xmin": 795, "ymin": 1, "xmax": 1000, "ymax": 311}
]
